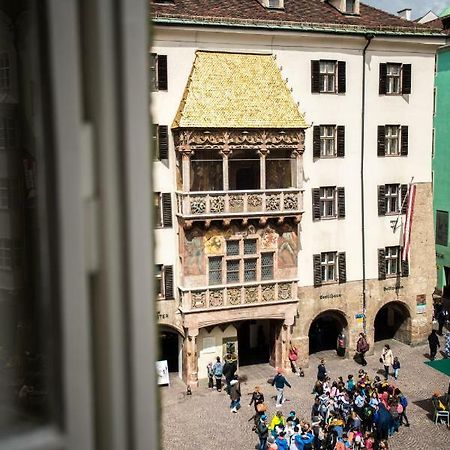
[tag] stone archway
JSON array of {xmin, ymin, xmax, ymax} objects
[
  {"xmin": 158, "ymin": 325, "xmax": 183, "ymax": 374},
  {"xmin": 308, "ymin": 310, "xmax": 348, "ymax": 355},
  {"xmin": 374, "ymin": 301, "xmax": 411, "ymax": 344}
]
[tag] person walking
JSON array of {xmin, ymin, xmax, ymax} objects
[
  {"xmin": 212, "ymin": 356, "xmax": 223, "ymax": 391},
  {"xmin": 256, "ymin": 414, "xmax": 269, "ymax": 450},
  {"xmin": 437, "ymin": 307, "xmax": 449, "ymax": 336},
  {"xmin": 207, "ymin": 361, "xmax": 214, "ymax": 389},
  {"xmin": 336, "ymin": 332, "xmax": 346, "ymax": 357},
  {"xmin": 223, "ymin": 353, "xmax": 237, "ymax": 394},
  {"xmin": 380, "ymin": 344, "xmax": 394, "ymax": 380},
  {"xmin": 272, "ymin": 368, "xmax": 291, "ymax": 407},
  {"xmin": 229, "ymin": 375, "xmax": 241, "ymax": 413},
  {"xmin": 356, "ymin": 333, "xmax": 369, "ymax": 366},
  {"xmin": 317, "ymin": 359, "xmax": 327, "ymax": 382},
  {"xmin": 289, "ymin": 344, "xmax": 301, "ymax": 376},
  {"xmin": 392, "ymin": 356, "xmax": 401, "ymax": 380},
  {"xmin": 428, "ymin": 329, "xmax": 440, "ymax": 360}
]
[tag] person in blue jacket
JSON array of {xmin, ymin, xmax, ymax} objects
[
  {"xmin": 272, "ymin": 368, "xmax": 291, "ymax": 407},
  {"xmin": 294, "ymin": 431, "xmax": 314, "ymax": 450}
]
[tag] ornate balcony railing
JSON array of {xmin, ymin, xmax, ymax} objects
[
  {"xmin": 179, "ymin": 279, "xmax": 298, "ymax": 311},
  {"xmin": 175, "ymin": 189, "xmax": 303, "ymax": 220}
]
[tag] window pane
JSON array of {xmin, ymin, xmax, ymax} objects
[
  {"xmin": 244, "ymin": 239, "xmax": 257, "ymax": 255},
  {"xmin": 190, "ymin": 150, "xmax": 223, "ymax": 191},
  {"xmin": 227, "ymin": 260, "xmax": 240, "ymax": 283},
  {"xmin": 209, "ymin": 257, "xmax": 222, "ymax": 285},
  {"xmin": 261, "ymin": 253, "xmax": 274, "ymax": 280},
  {"xmin": 244, "ymin": 258, "xmax": 257, "ymax": 282},
  {"xmin": 226, "ymin": 240, "xmax": 239, "ymax": 256}
]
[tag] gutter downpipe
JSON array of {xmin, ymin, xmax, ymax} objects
[{"xmin": 361, "ymin": 34, "xmax": 373, "ymax": 335}]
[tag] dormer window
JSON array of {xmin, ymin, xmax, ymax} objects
[
  {"xmin": 346, "ymin": 0, "xmax": 355, "ymax": 13},
  {"xmin": 257, "ymin": 0, "xmax": 284, "ymax": 10}
]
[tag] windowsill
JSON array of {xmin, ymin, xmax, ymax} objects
[
  {"xmin": 319, "ymin": 216, "xmax": 338, "ymax": 221},
  {"xmin": 320, "ymin": 280, "xmax": 338, "ymax": 285},
  {"xmin": 383, "ymin": 93, "xmax": 402, "ymax": 97},
  {"xmin": 319, "ymin": 155, "xmax": 338, "ymax": 159},
  {"xmin": 384, "ymin": 212, "xmax": 402, "ymax": 217},
  {"xmin": 386, "ymin": 274, "xmax": 401, "ymax": 279},
  {"xmin": 382, "ymin": 154, "xmax": 403, "ymax": 157}
]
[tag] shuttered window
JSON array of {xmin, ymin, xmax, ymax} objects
[
  {"xmin": 379, "ymin": 63, "xmax": 412, "ymax": 95},
  {"xmin": 150, "ymin": 53, "xmax": 168, "ymax": 91},
  {"xmin": 378, "ymin": 247, "xmax": 409, "ymax": 279},
  {"xmin": 313, "ymin": 251, "xmax": 346, "ymax": 285},
  {"xmin": 154, "ymin": 192, "xmax": 172, "ymax": 228},
  {"xmin": 378, "ymin": 184, "xmax": 407, "ymax": 216},
  {"xmin": 378, "ymin": 125, "xmax": 408, "ymax": 157},
  {"xmin": 164, "ymin": 265, "xmax": 174, "ymax": 299},
  {"xmin": 313, "ymin": 186, "xmax": 345, "ymax": 220},
  {"xmin": 313, "ymin": 125, "xmax": 344, "ymax": 158},
  {"xmin": 152, "ymin": 124, "xmax": 169, "ymax": 161},
  {"xmin": 311, "ymin": 60, "xmax": 346, "ymax": 94}
]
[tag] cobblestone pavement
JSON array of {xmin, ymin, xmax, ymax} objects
[{"xmin": 161, "ymin": 340, "xmax": 450, "ymax": 450}]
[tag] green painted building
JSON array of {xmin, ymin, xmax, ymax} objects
[{"xmin": 434, "ymin": 36, "xmax": 450, "ymax": 296}]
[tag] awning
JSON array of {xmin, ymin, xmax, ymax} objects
[
  {"xmin": 425, "ymin": 358, "xmax": 450, "ymax": 376},
  {"xmin": 172, "ymin": 51, "xmax": 308, "ymax": 129}
]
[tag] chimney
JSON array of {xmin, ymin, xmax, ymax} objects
[{"xmin": 398, "ymin": 8, "xmax": 412, "ymax": 21}]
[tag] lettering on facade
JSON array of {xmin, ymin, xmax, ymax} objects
[
  {"xmin": 157, "ymin": 312, "xmax": 169, "ymax": 320},
  {"xmin": 319, "ymin": 293, "xmax": 342, "ymax": 300},
  {"xmin": 383, "ymin": 286, "xmax": 404, "ymax": 292}
]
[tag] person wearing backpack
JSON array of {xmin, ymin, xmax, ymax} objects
[
  {"xmin": 256, "ymin": 414, "xmax": 269, "ymax": 450},
  {"xmin": 212, "ymin": 356, "xmax": 223, "ymax": 391},
  {"xmin": 294, "ymin": 429, "xmax": 314, "ymax": 450},
  {"xmin": 395, "ymin": 389, "xmax": 410, "ymax": 427},
  {"xmin": 356, "ymin": 333, "xmax": 369, "ymax": 366}
]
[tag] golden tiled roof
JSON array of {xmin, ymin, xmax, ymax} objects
[{"xmin": 172, "ymin": 51, "xmax": 308, "ymax": 129}]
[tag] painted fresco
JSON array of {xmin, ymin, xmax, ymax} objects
[
  {"xmin": 184, "ymin": 228, "xmax": 205, "ymax": 276},
  {"xmin": 277, "ymin": 224, "xmax": 298, "ymax": 269}
]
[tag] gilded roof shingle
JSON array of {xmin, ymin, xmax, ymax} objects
[
  {"xmin": 151, "ymin": 0, "xmax": 443, "ymax": 35},
  {"xmin": 172, "ymin": 51, "xmax": 308, "ymax": 129}
]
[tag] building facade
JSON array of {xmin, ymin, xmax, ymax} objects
[
  {"xmin": 151, "ymin": 0, "xmax": 444, "ymax": 385},
  {"xmin": 433, "ymin": 14, "xmax": 450, "ymax": 298}
]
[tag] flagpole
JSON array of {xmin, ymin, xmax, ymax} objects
[{"xmin": 393, "ymin": 176, "xmax": 414, "ymax": 233}]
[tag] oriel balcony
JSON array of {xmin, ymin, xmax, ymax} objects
[
  {"xmin": 175, "ymin": 188, "xmax": 304, "ymax": 220},
  {"xmin": 179, "ymin": 279, "xmax": 298, "ymax": 312}
]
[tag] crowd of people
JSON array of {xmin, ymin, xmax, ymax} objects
[{"xmin": 251, "ymin": 362, "xmax": 410, "ymax": 450}]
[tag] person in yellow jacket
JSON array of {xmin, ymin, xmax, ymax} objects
[{"xmin": 268, "ymin": 410, "xmax": 286, "ymax": 436}]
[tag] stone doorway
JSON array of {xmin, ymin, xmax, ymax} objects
[
  {"xmin": 374, "ymin": 301, "xmax": 411, "ymax": 343},
  {"xmin": 308, "ymin": 311, "xmax": 348, "ymax": 355},
  {"xmin": 237, "ymin": 319, "xmax": 281, "ymax": 367},
  {"xmin": 159, "ymin": 326, "xmax": 182, "ymax": 373}
]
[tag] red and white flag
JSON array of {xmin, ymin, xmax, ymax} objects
[{"xmin": 402, "ymin": 184, "xmax": 416, "ymax": 261}]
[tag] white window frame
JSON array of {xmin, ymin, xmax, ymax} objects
[
  {"xmin": 319, "ymin": 61, "xmax": 337, "ymax": 93},
  {"xmin": 320, "ymin": 125, "xmax": 336, "ymax": 157},
  {"xmin": 385, "ymin": 184, "xmax": 400, "ymax": 214},
  {"xmin": 319, "ymin": 186, "xmax": 336, "ymax": 218},
  {"xmin": 320, "ymin": 251, "xmax": 337, "ymax": 283},
  {"xmin": 386, "ymin": 63, "xmax": 401, "ymax": 95},
  {"xmin": 385, "ymin": 125, "xmax": 400, "ymax": 156},
  {"xmin": 154, "ymin": 192, "xmax": 163, "ymax": 228},
  {"xmin": 345, "ymin": 0, "xmax": 355, "ymax": 13},
  {"xmin": 385, "ymin": 246, "xmax": 400, "ymax": 276}
]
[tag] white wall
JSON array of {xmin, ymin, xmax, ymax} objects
[{"xmin": 151, "ymin": 27, "xmax": 441, "ymax": 288}]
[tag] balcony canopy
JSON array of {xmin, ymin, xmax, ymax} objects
[{"xmin": 172, "ymin": 51, "xmax": 308, "ymax": 129}]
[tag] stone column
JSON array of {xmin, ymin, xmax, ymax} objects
[
  {"xmin": 291, "ymin": 149, "xmax": 301, "ymax": 189},
  {"xmin": 258, "ymin": 147, "xmax": 269, "ymax": 190},
  {"xmin": 182, "ymin": 151, "xmax": 193, "ymax": 192},
  {"xmin": 220, "ymin": 147, "xmax": 232, "ymax": 191},
  {"xmin": 182, "ymin": 327, "xmax": 199, "ymax": 387}
]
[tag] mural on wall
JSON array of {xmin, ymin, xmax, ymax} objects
[
  {"xmin": 184, "ymin": 227, "xmax": 205, "ymax": 276},
  {"xmin": 204, "ymin": 227, "xmax": 229, "ymax": 255},
  {"xmin": 278, "ymin": 223, "xmax": 298, "ymax": 268},
  {"xmin": 261, "ymin": 226, "xmax": 278, "ymax": 250}
]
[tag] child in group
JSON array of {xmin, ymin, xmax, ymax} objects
[
  {"xmin": 392, "ymin": 357, "xmax": 400, "ymax": 380},
  {"xmin": 207, "ymin": 362, "xmax": 214, "ymax": 389}
]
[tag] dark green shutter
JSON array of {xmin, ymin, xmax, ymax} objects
[
  {"xmin": 400, "ymin": 126, "xmax": 408, "ymax": 156},
  {"xmin": 313, "ymin": 254, "xmax": 322, "ymax": 287},
  {"xmin": 313, "ymin": 126, "xmax": 321, "ymax": 158},
  {"xmin": 164, "ymin": 265, "xmax": 174, "ymax": 299},
  {"xmin": 311, "ymin": 60, "xmax": 320, "ymax": 93},
  {"xmin": 402, "ymin": 64, "xmax": 411, "ymax": 95},
  {"xmin": 336, "ymin": 126, "xmax": 345, "ymax": 157},
  {"xmin": 401, "ymin": 255, "xmax": 409, "ymax": 277},
  {"xmin": 162, "ymin": 192, "xmax": 172, "ymax": 227},
  {"xmin": 157, "ymin": 55, "xmax": 168, "ymax": 90},
  {"xmin": 337, "ymin": 61, "xmax": 346, "ymax": 93},
  {"xmin": 378, "ymin": 248, "xmax": 386, "ymax": 280},
  {"xmin": 338, "ymin": 252, "xmax": 346, "ymax": 284},
  {"xmin": 401, "ymin": 184, "xmax": 408, "ymax": 214},
  {"xmin": 312, "ymin": 188, "xmax": 321, "ymax": 221},
  {"xmin": 378, "ymin": 185, "xmax": 386, "ymax": 216},
  {"xmin": 379, "ymin": 63, "xmax": 387, "ymax": 95},
  {"xmin": 377, "ymin": 126, "xmax": 386, "ymax": 156},
  {"xmin": 337, "ymin": 187, "xmax": 345, "ymax": 219},
  {"xmin": 158, "ymin": 125, "xmax": 169, "ymax": 160}
]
